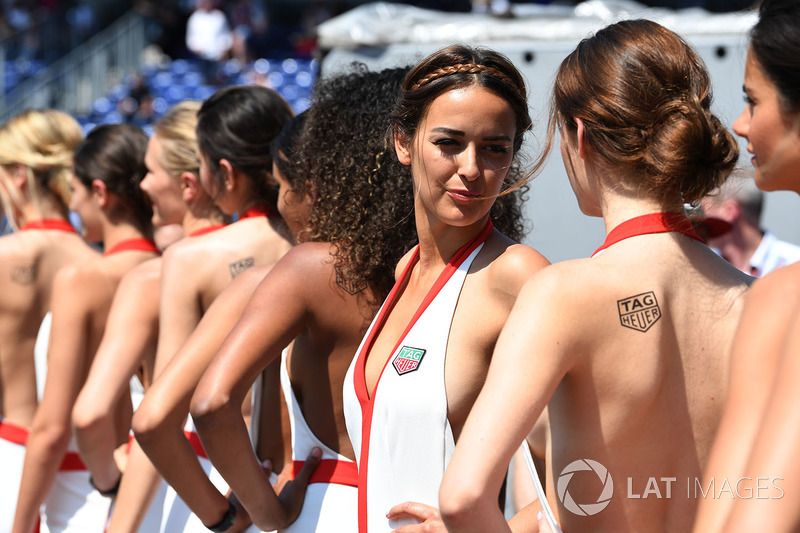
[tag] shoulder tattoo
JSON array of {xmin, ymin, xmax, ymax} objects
[
  {"xmin": 229, "ymin": 257, "xmax": 255, "ymax": 279},
  {"xmin": 11, "ymin": 264, "xmax": 37, "ymax": 286},
  {"xmin": 617, "ymin": 291, "xmax": 661, "ymax": 332},
  {"xmin": 335, "ymin": 265, "xmax": 366, "ymax": 295}
]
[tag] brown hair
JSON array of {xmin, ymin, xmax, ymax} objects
[
  {"xmin": 551, "ymin": 19, "xmax": 738, "ymax": 204},
  {"xmin": 392, "ymin": 44, "xmax": 532, "ymax": 241}
]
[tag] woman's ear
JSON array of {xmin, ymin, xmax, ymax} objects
[
  {"xmin": 9, "ymin": 163, "xmax": 29, "ymax": 189},
  {"xmin": 181, "ymin": 171, "xmax": 198, "ymax": 202},
  {"xmin": 394, "ymin": 126, "xmax": 412, "ymax": 166},
  {"xmin": 575, "ymin": 117, "xmax": 588, "ymax": 159},
  {"xmin": 91, "ymin": 179, "xmax": 109, "ymax": 207},
  {"xmin": 218, "ymin": 159, "xmax": 235, "ymax": 191},
  {"xmin": 303, "ymin": 179, "xmax": 317, "ymax": 207}
]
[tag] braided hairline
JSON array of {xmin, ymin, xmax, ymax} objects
[{"xmin": 409, "ymin": 63, "xmax": 515, "ymax": 91}]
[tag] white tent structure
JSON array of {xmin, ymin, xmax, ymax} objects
[{"xmin": 317, "ymin": 1, "xmax": 797, "ymax": 262}]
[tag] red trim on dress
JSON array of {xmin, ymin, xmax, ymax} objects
[
  {"xmin": 0, "ymin": 418, "xmax": 29, "ymax": 445},
  {"xmin": 239, "ymin": 206, "xmax": 277, "ymax": 219},
  {"xmin": 58, "ymin": 451, "xmax": 87, "ymax": 471},
  {"xmin": 103, "ymin": 238, "xmax": 159, "ymax": 257},
  {"xmin": 592, "ymin": 212, "xmax": 705, "ymax": 258},
  {"xmin": 183, "ymin": 430, "xmax": 208, "ymax": 459},
  {"xmin": 351, "ymin": 219, "xmax": 494, "ymax": 532},
  {"xmin": 292, "ymin": 459, "xmax": 358, "ymax": 487},
  {"xmin": 19, "ymin": 219, "xmax": 77, "ymax": 234},
  {"xmin": 187, "ymin": 224, "xmax": 226, "ymax": 238}
]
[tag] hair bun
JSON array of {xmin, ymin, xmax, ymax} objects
[{"xmin": 643, "ymin": 95, "xmax": 738, "ymax": 204}]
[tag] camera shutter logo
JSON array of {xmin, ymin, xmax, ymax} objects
[{"xmin": 557, "ymin": 459, "xmax": 614, "ymax": 516}]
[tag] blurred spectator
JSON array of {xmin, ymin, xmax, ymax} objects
[
  {"xmin": 698, "ymin": 170, "xmax": 800, "ymax": 277},
  {"xmin": 185, "ymin": 0, "xmax": 232, "ymax": 83}
]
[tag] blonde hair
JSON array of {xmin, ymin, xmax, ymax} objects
[
  {"xmin": 0, "ymin": 109, "xmax": 84, "ymax": 228},
  {"xmin": 153, "ymin": 100, "xmax": 202, "ymax": 179}
]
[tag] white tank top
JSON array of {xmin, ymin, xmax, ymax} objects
[{"xmin": 343, "ymin": 223, "xmax": 491, "ymax": 532}]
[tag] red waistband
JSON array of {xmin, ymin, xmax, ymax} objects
[
  {"xmin": 0, "ymin": 419, "xmax": 29, "ymax": 445},
  {"xmin": 59, "ymin": 451, "xmax": 87, "ymax": 471},
  {"xmin": 184, "ymin": 430, "xmax": 208, "ymax": 459},
  {"xmin": 292, "ymin": 458, "xmax": 358, "ymax": 487},
  {"xmin": 0, "ymin": 420, "xmax": 86, "ymax": 471}
]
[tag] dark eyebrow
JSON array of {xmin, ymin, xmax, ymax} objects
[{"xmin": 431, "ymin": 127, "xmax": 512, "ymax": 142}]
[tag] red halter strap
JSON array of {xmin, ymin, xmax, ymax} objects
[
  {"xmin": 19, "ymin": 219, "xmax": 77, "ymax": 234},
  {"xmin": 103, "ymin": 238, "xmax": 160, "ymax": 257},
  {"xmin": 187, "ymin": 224, "xmax": 226, "ymax": 238},
  {"xmin": 592, "ymin": 212, "xmax": 705, "ymax": 258},
  {"xmin": 239, "ymin": 206, "xmax": 277, "ymax": 220}
]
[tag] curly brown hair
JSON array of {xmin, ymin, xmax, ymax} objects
[{"xmin": 294, "ymin": 65, "xmax": 418, "ymax": 300}]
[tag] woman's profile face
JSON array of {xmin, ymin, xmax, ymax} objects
[
  {"xmin": 273, "ymin": 161, "xmax": 311, "ymax": 241},
  {"xmin": 68, "ymin": 174, "xmax": 102, "ymax": 242},
  {"xmin": 141, "ymin": 134, "xmax": 186, "ymax": 228},
  {"xmin": 398, "ymin": 84, "xmax": 516, "ymax": 228},
  {"xmin": 733, "ymin": 47, "xmax": 800, "ymax": 193}
]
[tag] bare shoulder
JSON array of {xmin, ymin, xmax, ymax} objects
[
  {"xmin": 480, "ymin": 232, "xmax": 551, "ymax": 293},
  {"xmin": 746, "ymin": 262, "xmax": 800, "ymax": 307},
  {"xmin": 120, "ymin": 257, "xmax": 162, "ymax": 287},
  {"xmin": 394, "ymin": 246, "xmax": 419, "ymax": 281},
  {"xmin": 267, "ymin": 242, "xmax": 337, "ymax": 284},
  {"xmin": 53, "ymin": 259, "xmax": 108, "ymax": 310}
]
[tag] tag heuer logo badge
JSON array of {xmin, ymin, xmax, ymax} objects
[
  {"xmin": 392, "ymin": 346, "xmax": 426, "ymax": 375},
  {"xmin": 617, "ymin": 291, "xmax": 661, "ymax": 332}
]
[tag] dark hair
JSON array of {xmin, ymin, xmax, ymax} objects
[
  {"xmin": 552, "ymin": 19, "xmax": 738, "ymax": 205},
  {"xmin": 196, "ymin": 85, "xmax": 294, "ymax": 212},
  {"xmin": 751, "ymin": 0, "xmax": 800, "ymax": 113},
  {"xmin": 270, "ymin": 110, "xmax": 308, "ymax": 187},
  {"xmin": 73, "ymin": 123, "xmax": 152, "ymax": 232},
  {"xmin": 298, "ymin": 65, "xmax": 418, "ymax": 300},
  {"xmin": 392, "ymin": 44, "xmax": 531, "ymax": 241}
]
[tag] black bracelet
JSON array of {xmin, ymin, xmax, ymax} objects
[
  {"xmin": 207, "ymin": 500, "xmax": 237, "ymax": 532},
  {"xmin": 89, "ymin": 474, "xmax": 121, "ymax": 497}
]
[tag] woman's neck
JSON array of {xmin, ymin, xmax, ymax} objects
[
  {"xmin": 414, "ymin": 210, "xmax": 490, "ymax": 271},
  {"xmin": 599, "ymin": 188, "xmax": 684, "ymax": 236},
  {"xmin": 17, "ymin": 200, "xmax": 68, "ymax": 227},
  {"xmin": 101, "ymin": 220, "xmax": 151, "ymax": 250}
]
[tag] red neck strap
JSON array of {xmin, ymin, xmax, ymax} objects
[
  {"xmin": 103, "ymin": 238, "xmax": 159, "ymax": 257},
  {"xmin": 592, "ymin": 212, "xmax": 705, "ymax": 258},
  {"xmin": 187, "ymin": 224, "xmax": 226, "ymax": 238},
  {"xmin": 19, "ymin": 219, "xmax": 77, "ymax": 234},
  {"xmin": 239, "ymin": 206, "xmax": 277, "ymax": 220}
]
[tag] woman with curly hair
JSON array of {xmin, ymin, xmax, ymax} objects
[
  {"xmin": 439, "ymin": 20, "xmax": 750, "ymax": 533},
  {"xmin": 0, "ymin": 109, "xmax": 93, "ymax": 530},
  {"xmin": 186, "ymin": 65, "xmax": 420, "ymax": 532},
  {"xmin": 336, "ymin": 44, "xmax": 549, "ymax": 532},
  {"xmin": 14, "ymin": 123, "xmax": 159, "ymax": 533}
]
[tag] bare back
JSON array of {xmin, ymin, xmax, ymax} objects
[
  {"xmin": 157, "ymin": 215, "xmax": 292, "ymax": 371},
  {"xmin": 283, "ymin": 243, "xmax": 380, "ymax": 459},
  {"xmin": 0, "ymin": 229, "xmax": 98, "ymax": 426},
  {"xmin": 538, "ymin": 234, "xmax": 751, "ymax": 532}
]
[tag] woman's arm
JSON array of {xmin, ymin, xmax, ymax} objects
[
  {"xmin": 191, "ymin": 246, "xmax": 323, "ymax": 531},
  {"xmin": 133, "ymin": 265, "xmax": 268, "ymax": 528},
  {"xmin": 73, "ymin": 261, "xmax": 160, "ymax": 493},
  {"xmin": 721, "ymin": 299, "xmax": 800, "ymax": 532},
  {"xmin": 439, "ymin": 268, "xmax": 576, "ymax": 533},
  {"xmin": 13, "ymin": 266, "xmax": 102, "ymax": 533},
  {"xmin": 693, "ymin": 270, "xmax": 800, "ymax": 533}
]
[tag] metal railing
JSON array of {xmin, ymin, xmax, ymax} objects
[{"xmin": 0, "ymin": 11, "xmax": 146, "ymax": 123}]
